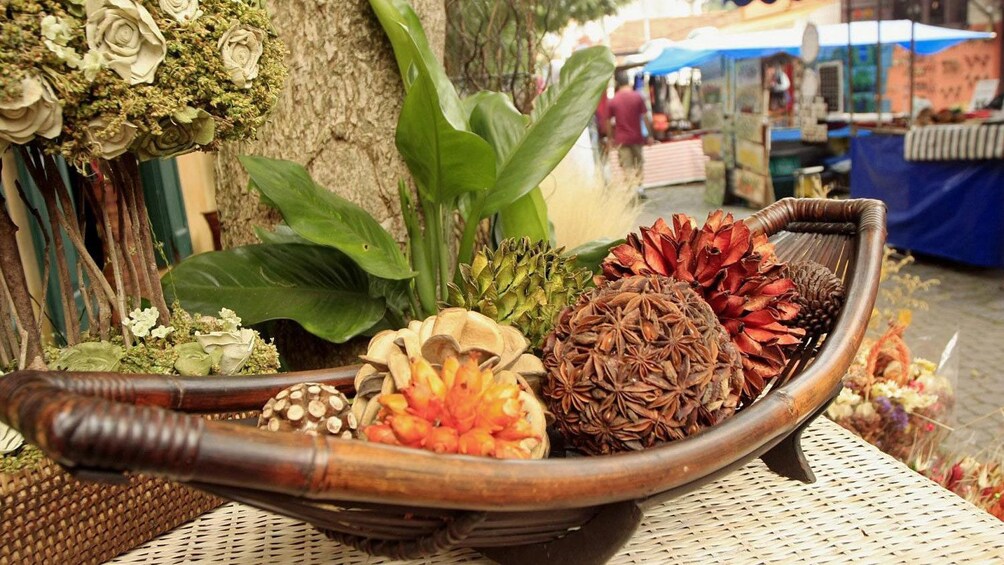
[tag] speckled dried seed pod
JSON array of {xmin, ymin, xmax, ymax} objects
[{"xmin": 258, "ymin": 382, "xmax": 357, "ymax": 439}]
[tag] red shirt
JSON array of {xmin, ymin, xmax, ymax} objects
[{"xmin": 608, "ymin": 88, "xmax": 647, "ymax": 146}]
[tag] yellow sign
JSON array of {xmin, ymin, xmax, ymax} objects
[
  {"xmin": 702, "ymin": 134, "xmax": 724, "ymax": 158},
  {"xmin": 734, "ymin": 169, "xmax": 771, "ymax": 206},
  {"xmin": 734, "ymin": 113, "xmax": 765, "ymax": 144},
  {"xmin": 736, "ymin": 139, "xmax": 769, "ymax": 176}
]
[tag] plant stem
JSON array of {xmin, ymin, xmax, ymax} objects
[
  {"xmin": 120, "ymin": 157, "xmax": 170, "ymax": 323},
  {"xmin": 20, "ymin": 148, "xmax": 79, "ymax": 344},
  {"xmin": 422, "ymin": 199, "xmax": 442, "ymax": 302},
  {"xmin": 399, "ymin": 181, "xmax": 435, "ymax": 315},
  {"xmin": 437, "ymin": 204, "xmax": 451, "ymax": 301},
  {"xmin": 457, "ymin": 196, "xmax": 486, "ymax": 275},
  {"xmin": 14, "ymin": 178, "xmax": 50, "ymax": 339},
  {"xmin": 0, "ymin": 192, "xmax": 43, "ymax": 367}
]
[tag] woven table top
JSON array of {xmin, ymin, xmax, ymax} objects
[{"xmin": 111, "ymin": 419, "xmax": 1004, "ymax": 564}]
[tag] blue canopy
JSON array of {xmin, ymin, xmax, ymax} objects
[{"xmin": 644, "ymin": 20, "xmax": 996, "ymax": 75}]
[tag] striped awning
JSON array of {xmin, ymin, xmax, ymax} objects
[{"xmin": 904, "ymin": 123, "xmax": 1004, "ymax": 161}]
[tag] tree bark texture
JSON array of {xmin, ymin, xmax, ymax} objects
[{"xmin": 214, "ymin": 0, "xmax": 446, "ymax": 248}]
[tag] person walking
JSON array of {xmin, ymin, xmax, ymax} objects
[{"xmin": 606, "ymin": 70, "xmax": 654, "ymax": 197}]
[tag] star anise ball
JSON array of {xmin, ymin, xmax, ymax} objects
[{"xmin": 542, "ymin": 275, "xmax": 744, "ymax": 455}]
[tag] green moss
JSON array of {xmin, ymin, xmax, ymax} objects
[
  {"xmin": 0, "ymin": 445, "xmax": 45, "ymax": 474},
  {"xmin": 1, "ymin": 0, "xmax": 287, "ymax": 165}
]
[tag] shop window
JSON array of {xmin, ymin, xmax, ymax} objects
[{"xmin": 819, "ymin": 62, "xmax": 845, "ymax": 113}]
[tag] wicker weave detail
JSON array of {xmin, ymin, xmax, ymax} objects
[
  {"xmin": 321, "ymin": 511, "xmax": 488, "ymax": 560},
  {"xmin": 0, "ymin": 458, "xmax": 221, "ymax": 565},
  {"xmin": 111, "ymin": 420, "xmax": 1004, "ymax": 564}
]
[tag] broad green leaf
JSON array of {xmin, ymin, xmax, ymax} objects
[
  {"xmin": 163, "ymin": 243, "xmax": 385, "ymax": 344},
  {"xmin": 369, "ymin": 0, "xmax": 467, "ymax": 130},
  {"xmin": 240, "ymin": 156, "xmax": 413, "ymax": 281},
  {"xmin": 567, "ymin": 237, "xmax": 624, "ymax": 275},
  {"xmin": 496, "ymin": 187, "xmax": 550, "ymax": 242},
  {"xmin": 255, "ymin": 224, "xmax": 307, "ymax": 245},
  {"xmin": 481, "ymin": 46, "xmax": 615, "ymax": 216},
  {"xmin": 396, "ymin": 75, "xmax": 496, "ymax": 206},
  {"xmin": 467, "ymin": 92, "xmax": 550, "ymax": 241}
]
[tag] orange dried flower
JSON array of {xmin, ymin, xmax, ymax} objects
[{"xmin": 362, "ymin": 357, "xmax": 545, "ymax": 459}]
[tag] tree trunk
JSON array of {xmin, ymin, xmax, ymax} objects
[
  {"xmin": 214, "ymin": 0, "xmax": 446, "ymax": 248},
  {"xmin": 212, "ymin": 1, "xmax": 445, "ymax": 370}
]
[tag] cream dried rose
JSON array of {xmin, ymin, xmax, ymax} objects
[
  {"xmin": 0, "ymin": 75, "xmax": 63, "ymax": 146},
  {"xmin": 159, "ymin": 0, "xmax": 202, "ymax": 24},
  {"xmin": 86, "ymin": 0, "xmax": 167, "ymax": 85},
  {"xmin": 218, "ymin": 22, "xmax": 266, "ymax": 88},
  {"xmin": 86, "ymin": 116, "xmax": 137, "ymax": 159},
  {"xmin": 135, "ymin": 107, "xmax": 215, "ymax": 160}
]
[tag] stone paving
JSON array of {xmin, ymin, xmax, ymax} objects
[{"xmin": 638, "ymin": 184, "xmax": 1004, "ymax": 453}]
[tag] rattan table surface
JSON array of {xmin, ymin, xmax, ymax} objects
[{"xmin": 111, "ymin": 419, "xmax": 1004, "ymax": 564}]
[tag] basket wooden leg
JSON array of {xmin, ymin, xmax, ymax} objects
[
  {"xmin": 477, "ymin": 501, "xmax": 642, "ymax": 565},
  {"xmin": 759, "ymin": 385, "xmax": 842, "ymax": 484}
]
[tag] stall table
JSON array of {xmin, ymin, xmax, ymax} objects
[
  {"xmin": 111, "ymin": 419, "xmax": 1004, "ymax": 564},
  {"xmin": 851, "ymin": 133, "xmax": 1004, "ymax": 268}
]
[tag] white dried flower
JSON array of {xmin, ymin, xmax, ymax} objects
[
  {"xmin": 218, "ymin": 21, "xmax": 265, "ymax": 88},
  {"xmin": 159, "ymin": 0, "xmax": 202, "ymax": 24},
  {"xmin": 196, "ymin": 328, "xmax": 256, "ymax": 374},
  {"xmin": 127, "ymin": 307, "xmax": 160, "ymax": 338},
  {"xmin": 151, "ymin": 325, "xmax": 175, "ymax": 339},
  {"xmin": 0, "ymin": 75, "xmax": 63, "ymax": 146},
  {"xmin": 219, "ymin": 307, "xmax": 241, "ymax": 331},
  {"xmin": 86, "ymin": 116, "xmax": 137, "ymax": 159},
  {"xmin": 41, "ymin": 14, "xmax": 74, "ymax": 44},
  {"xmin": 85, "ymin": 0, "xmax": 167, "ymax": 85},
  {"xmin": 134, "ymin": 106, "xmax": 215, "ymax": 160}
]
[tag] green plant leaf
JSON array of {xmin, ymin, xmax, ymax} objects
[
  {"xmin": 163, "ymin": 243, "xmax": 386, "ymax": 344},
  {"xmin": 240, "ymin": 156, "xmax": 413, "ymax": 281},
  {"xmin": 496, "ymin": 187, "xmax": 550, "ymax": 242},
  {"xmin": 566, "ymin": 237, "xmax": 624, "ymax": 275},
  {"xmin": 396, "ymin": 75, "xmax": 496, "ymax": 206},
  {"xmin": 255, "ymin": 224, "xmax": 306, "ymax": 245},
  {"xmin": 481, "ymin": 46, "xmax": 615, "ymax": 216},
  {"xmin": 466, "ymin": 93, "xmax": 551, "ymax": 242},
  {"xmin": 369, "ymin": 0, "xmax": 467, "ymax": 130}
]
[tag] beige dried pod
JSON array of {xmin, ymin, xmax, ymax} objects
[{"xmin": 259, "ymin": 383, "xmax": 357, "ymax": 439}]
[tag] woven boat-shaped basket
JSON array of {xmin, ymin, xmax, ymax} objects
[
  {"xmin": 0, "ymin": 413, "xmax": 253, "ymax": 565},
  {"xmin": 0, "ymin": 199, "xmax": 885, "ymax": 564}
]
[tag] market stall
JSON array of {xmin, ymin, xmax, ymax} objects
[
  {"xmin": 851, "ymin": 131, "xmax": 1004, "ymax": 268},
  {"xmin": 642, "ymin": 21, "xmax": 995, "ymax": 207}
]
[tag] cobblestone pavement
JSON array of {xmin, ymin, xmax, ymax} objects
[{"xmin": 638, "ymin": 184, "xmax": 1004, "ymax": 453}]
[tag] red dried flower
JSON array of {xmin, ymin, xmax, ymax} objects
[{"xmin": 601, "ymin": 211, "xmax": 805, "ymax": 403}]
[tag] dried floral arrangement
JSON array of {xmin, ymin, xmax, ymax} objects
[
  {"xmin": 914, "ymin": 451, "xmax": 1004, "ymax": 521},
  {"xmin": 0, "ymin": 0, "xmax": 286, "ymax": 372},
  {"xmin": 828, "ymin": 320, "xmax": 954, "ymax": 462},
  {"xmin": 45, "ymin": 305, "xmax": 280, "ymax": 376},
  {"xmin": 0, "ymin": 0, "xmax": 286, "ymax": 163},
  {"xmin": 1, "ymin": 305, "xmax": 279, "ymax": 471}
]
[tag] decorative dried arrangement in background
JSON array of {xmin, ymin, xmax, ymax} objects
[{"xmin": 0, "ymin": 0, "xmax": 286, "ymax": 370}]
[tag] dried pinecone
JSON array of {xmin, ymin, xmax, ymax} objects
[
  {"xmin": 542, "ymin": 275, "xmax": 743, "ymax": 455},
  {"xmin": 787, "ymin": 261, "xmax": 845, "ymax": 340},
  {"xmin": 600, "ymin": 211, "xmax": 804, "ymax": 403},
  {"xmin": 258, "ymin": 383, "xmax": 357, "ymax": 439},
  {"xmin": 448, "ymin": 237, "xmax": 592, "ymax": 350}
]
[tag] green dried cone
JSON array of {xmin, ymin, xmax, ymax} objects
[{"xmin": 447, "ymin": 238, "xmax": 591, "ymax": 349}]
